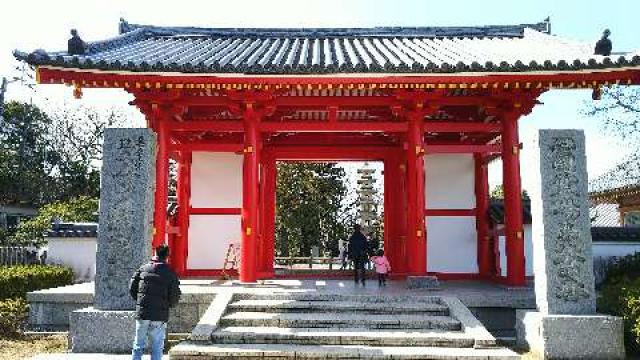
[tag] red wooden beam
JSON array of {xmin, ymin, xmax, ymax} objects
[
  {"xmin": 424, "ymin": 209, "xmax": 477, "ymax": 216},
  {"xmin": 424, "ymin": 122, "xmax": 501, "ymax": 133},
  {"xmin": 189, "ymin": 207, "xmax": 241, "ymax": 215},
  {"xmin": 37, "ymin": 66, "xmax": 640, "ymax": 89},
  {"xmin": 425, "ymin": 144, "xmax": 501, "ymax": 153},
  {"xmin": 171, "ymin": 143, "xmax": 243, "ymax": 152},
  {"xmin": 168, "ymin": 119, "xmax": 501, "ymax": 134},
  {"xmin": 260, "ymin": 121, "xmax": 407, "ymax": 133},
  {"xmin": 169, "ymin": 120, "xmax": 243, "ymax": 132}
]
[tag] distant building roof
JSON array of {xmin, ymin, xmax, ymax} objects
[
  {"xmin": 591, "ymin": 226, "xmax": 640, "ymax": 243},
  {"xmin": 14, "ymin": 18, "xmax": 640, "ymax": 75},
  {"xmin": 46, "ymin": 222, "xmax": 97, "ymax": 238},
  {"xmin": 488, "ymin": 199, "xmax": 532, "ymax": 225},
  {"xmin": 590, "ymin": 155, "xmax": 640, "ymax": 202},
  {"xmin": 590, "ymin": 203, "xmax": 621, "ymax": 227}
]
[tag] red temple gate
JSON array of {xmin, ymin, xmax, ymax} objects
[{"xmin": 17, "ymin": 19, "xmax": 640, "ymax": 286}]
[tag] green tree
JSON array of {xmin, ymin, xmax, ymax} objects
[
  {"xmin": 0, "ymin": 101, "xmax": 54, "ymax": 206},
  {"xmin": 275, "ymin": 163, "xmax": 349, "ymax": 258},
  {"xmin": 0, "ymin": 101, "xmax": 129, "ymax": 207},
  {"xmin": 490, "ymin": 184, "xmax": 530, "ymax": 200},
  {"xmin": 8, "ymin": 196, "xmax": 98, "ymax": 246}
]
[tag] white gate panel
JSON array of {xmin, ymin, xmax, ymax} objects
[
  {"xmin": 425, "ymin": 154, "xmax": 475, "ymax": 209},
  {"xmin": 426, "ymin": 216, "xmax": 478, "ymax": 273},
  {"xmin": 191, "ymin": 152, "xmax": 243, "ymax": 208},
  {"xmin": 187, "ymin": 215, "xmax": 241, "ymax": 269}
]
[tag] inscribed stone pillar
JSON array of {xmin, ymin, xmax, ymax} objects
[
  {"xmin": 517, "ymin": 129, "xmax": 623, "ymax": 359},
  {"xmin": 529, "ymin": 129, "xmax": 595, "ymax": 315},
  {"xmin": 94, "ymin": 128, "xmax": 156, "ymax": 310}
]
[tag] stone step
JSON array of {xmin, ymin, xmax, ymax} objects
[
  {"xmin": 235, "ymin": 293, "xmax": 442, "ymax": 304},
  {"xmin": 169, "ymin": 341, "xmax": 520, "ymax": 359},
  {"xmin": 210, "ymin": 326, "xmax": 475, "ymax": 347},
  {"xmin": 219, "ymin": 311, "xmax": 462, "ymax": 330},
  {"xmin": 227, "ymin": 299, "xmax": 450, "ymax": 315}
]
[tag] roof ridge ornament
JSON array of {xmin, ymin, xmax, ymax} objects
[{"xmin": 119, "ymin": 17, "xmax": 131, "ymax": 34}]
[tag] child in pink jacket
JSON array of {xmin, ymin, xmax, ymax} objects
[{"xmin": 371, "ymin": 249, "xmax": 391, "ymax": 287}]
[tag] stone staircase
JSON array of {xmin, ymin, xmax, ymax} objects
[{"xmin": 170, "ymin": 292, "xmax": 519, "ymax": 359}]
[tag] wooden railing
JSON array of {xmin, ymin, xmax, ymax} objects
[
  {"xmin": 0, "ymin": 246, "xmax": 41, "ymax": 265},
  {"xmin": 275, "ymin": 256, "xmax": 347, "ymax": 269}
]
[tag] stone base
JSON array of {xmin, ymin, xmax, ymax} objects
[
  {"xmin": 406, "ymin": 276, "xmax": 440, "ymax": 289},
  {"xmin": 69, "ymin": 307, "xmax": 136, "ymax": 353},
  {"xmin": 516, "ymin": 310, "xmax": 625, "ymax": 359}
]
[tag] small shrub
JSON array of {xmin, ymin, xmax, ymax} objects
[
  {"xmin": 602, "ymin": 252, "xmax": 640, "ymax": 284},
  {"xmin": 0, "ymin": 297, "xmax": 28, "ymax": 338},
  {"xmin": 0, "ymin": 265, "xmax": 73, "ymax": 300},
  {"xmin": 598, "ymin": 254, "xmax": 640, "ymax": 355}
]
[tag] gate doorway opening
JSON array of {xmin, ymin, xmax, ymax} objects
[{"xmin": 272, "ymin": 161, "xmax": 384, "ymax": 278}]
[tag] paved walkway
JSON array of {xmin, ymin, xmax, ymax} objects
[{"xmin": 29, "ymin": 355, "xmax": 168, "ymax": 360}]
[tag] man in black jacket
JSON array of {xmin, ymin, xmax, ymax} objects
[
  {"xmin": 348, "ymin": 224, "xmax": 368, "ymax": 286},
  {"xmin": 129, "ymin": 245, "xmax": 181, "ymax": 360}
]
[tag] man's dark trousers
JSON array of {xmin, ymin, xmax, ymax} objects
[{"xmin": 353, "ymin": 255, "xmax": 367, "ymax": 285}]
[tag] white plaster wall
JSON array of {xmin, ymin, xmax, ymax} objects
[
  {"xmin": 426, "ymin": 216, "xmax": 478, "ymax": 273},
  {"xmin": 499, "ymin": 224, "xmax": 533, "ymax": 277},
  {"xmin": 47, "ymin": 237, "xmax": 96, "ymax": 282},
  {"xmin": 188, "ymin": 152, "xmax": 243, "ymax": 269},
  {"xmin": 191, "ymin": 152, "xmax": 243, "ymax": 208},
  {"xmin": 425, "ymin": 154, "xmax": 475, "ymax": 209},
  {"xmin": 593, "ymin": 242, "xmax": 640, "ymax": 258},
  {"xmin": 187, "ymin": 215, "xmax": 241, "ymax": 269}
]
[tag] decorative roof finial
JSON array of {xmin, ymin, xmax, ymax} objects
[
  {"xmin": 68, "ymin": 29, "xmax": 87, "ymax": 55},
  {"xmin": 594, "ymin": 28, "xmax": 612, "ymax": 56},
  {"xmin": 543, "ymin": 16, "xmax": 551, "ymax": 34},
  {"xmin": 119, "ymin": 18, "xmax": 130, "ymax": 34}
]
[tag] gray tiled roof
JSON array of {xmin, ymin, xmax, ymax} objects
[
  {"xmin": 590, "ymin": 203, "xmax": 621, "ymax": 227},
  {"xmin": 14, "ymin": 19, "xmax": 640, "ymax": 74},
  {"xmin": 46, "ymin": 222, "xmax": 98, "ymax": 238},
  {"xmin": 591, "ymin": 226, "xmax": 640, "ymax": 243},
  {"xmin": 488, "ymin": 199, "xmax": 532, "ymax": 225}
]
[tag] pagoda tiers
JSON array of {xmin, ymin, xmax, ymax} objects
[{"xmin": 15, "ymin": 19, "xmax": 640, "ymax": 286}]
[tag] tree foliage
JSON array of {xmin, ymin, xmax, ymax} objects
[
  {"xmin": 584, "ymin": 85, "xmax": 640, "ymax": 178},
  {"xmin": 7, "ymin": 197, "xmax": 98, "ymax": 246},
  {"xmin": 0, "ymin": 101, "xmax": 128, "ymax": 207},
  {"xmin": 275, "ymin": 163, "xmax": 350, "ymax": 258}
]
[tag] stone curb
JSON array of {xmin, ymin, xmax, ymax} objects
[
  {"xmin": 189, "ymin": 291, "xmax": 232, "ymax": 341},
  {"xmin": 440, "ymin": 296, "xmax": 497, "ymax": 349}
]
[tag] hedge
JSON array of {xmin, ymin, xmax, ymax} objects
[
  {"xmin": 0, "ymin": 265, "xmax": 74, "ymax": 300},
  {"xmin": 0, "ymin": 297, "xmax": 28, "ymax": 337},
  {"xmin": 598, "ymin": 253, "xmax": 640, "ymax": 355}
]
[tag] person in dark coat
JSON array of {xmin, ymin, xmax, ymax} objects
[
  {"xmin": 129, "ymin": 245, "xmax": 181, "ymax": 360},
  {"xmin": 348, "ymin": 224, "xmax": 368, "ymax": 286}
]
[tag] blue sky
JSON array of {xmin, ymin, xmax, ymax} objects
[{"xmin": 1, "ymin": 0, "xmax": 639, "ymax": 188}]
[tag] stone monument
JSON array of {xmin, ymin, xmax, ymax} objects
[
  {"xmin": 69, "ymin": 128, "xmax": 156, "ymax": 353},
  {"xmin": 516, "ymin": 129, "xmax": 624, "ymax": 359},
  {"xmin": 356, "ymin": 166, "xmax": 378, "ymax": 235}
]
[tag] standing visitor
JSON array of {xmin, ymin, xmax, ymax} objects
[
  {"xmin": 129, "ymin": 245, "xmax": 181, "ymax": 360},
  {"xmin": 339, "ymin": 242, "xmax": 349, "ymax": 270},
  {"xmin": 371, "ymin": 249, "xmax": 391, "ymax": 287},
  {"xmin": 348, "ymin": 224, "xmax": 368, "ymax": 286},
  {"xmin": 366, "ymin": 236, "xmax": 380, "ymax": 270}
]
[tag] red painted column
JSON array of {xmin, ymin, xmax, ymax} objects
[
  {"xmin": 153, "ymin": 112, "xmax": 169, "ymax": 249},
  {"xmin": 240, "ymin": 105, "xmax": 260, "ymax": 283},
  {"xmin": 262, "ymin": 155, "xmax": 277, "ymax": 278},
  {"xmin": 406, "ymin": 111, "xmax": 427, "ymax": 275},
  {"xmin": 384, "ymin": 149, "xmax": 405, "ymax": 275},
  {"xmin": 174, "ymin": 152, "xmax": 192, "ymax": 276},
  {"xmin": 502, "ymin": 111, "xmax": 526, "ymax": 286},
  {"xmin": 474, "ymin": 153, "xmax": 492, "ymax": 278}
]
